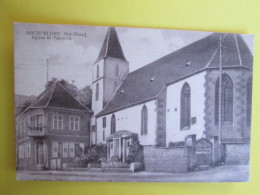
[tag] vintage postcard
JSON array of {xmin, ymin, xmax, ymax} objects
[{"xmin": 14, "ymin": 23, "xmax": 254, "ymax": 182}]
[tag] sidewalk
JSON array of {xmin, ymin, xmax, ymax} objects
[{"xmin": 16, "ymin": 165, "xmax": 249, "ymax": 182}]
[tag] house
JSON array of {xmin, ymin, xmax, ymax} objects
[
  {"xmin": 16, "ymin": 81, "xmax": 92, "ymax": 170},
  {"xmin": 91, "ymin": 27, "xmax": 253, "ymax": 172}
]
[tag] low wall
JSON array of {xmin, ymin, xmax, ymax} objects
[
  {"xmin": 224, "ymin": 143, "xmax": 250, "ymax": 165},
  {"xmin": 17, "ymin": 158, "xmax": 36, "ymax": 170},
  {"xmin": 143, "ymin": 146, "xmax": 189, "ymax": 173}
]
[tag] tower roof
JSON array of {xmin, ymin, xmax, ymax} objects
[{"xmin": 95, "ymin": 27, "xmax": 127, "ymax": 63}]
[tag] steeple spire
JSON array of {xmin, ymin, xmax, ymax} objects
[{"xmin": 96, "ymin": 27, "xmax": 127, "ymax": 63}]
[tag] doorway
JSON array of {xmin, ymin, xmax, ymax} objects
[{"xmin": 36, "ymin": 141, "xmax": 44, "ymax": 165}]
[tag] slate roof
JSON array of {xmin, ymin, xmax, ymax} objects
[
  {"xmin": 97, "ymin": 33, "xmax": 253, "ymax": 117},
  {"xmin": 95, "ymin": 27, "xmax": 127, "ymax": 63},
  {"xmin": 25, "ymin": 81, "xmax": 92, "ymax": 112}
]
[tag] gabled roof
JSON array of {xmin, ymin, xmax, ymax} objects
[
  {"xmin": 97, "ymin": 33, "xmax": 253, "ymax": 117},
  {"xmin": 95, "ymin": 27, "xmax": 127, "ymax": 63},
  {"xmin": 25, "ymin": 81, "xmax": 92, "ymax": 112}
]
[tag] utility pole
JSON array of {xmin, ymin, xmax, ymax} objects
[{"xmin": 218, "ymin": 34, "xmax": 222, "ymax": 164}]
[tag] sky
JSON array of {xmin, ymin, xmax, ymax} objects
[{"xmin": 14, "ymin": 23, "xmax": 254, "ymax": 96}]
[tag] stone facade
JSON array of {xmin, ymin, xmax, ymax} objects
[
  {"xmin": 224, "ymin": 143, "xmax": 250, "ymax": 165},
  {"xmin": 143, "ymin": 146, "xmax": 190, "ymax": 173},
  {"xmin": 204, "ymin": 67, "xmax": 252, "ymax": 141}
]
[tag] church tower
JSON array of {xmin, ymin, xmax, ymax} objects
[{"xmin": 92, "ymin": 27, "xmax": 129, "ymax": 115}]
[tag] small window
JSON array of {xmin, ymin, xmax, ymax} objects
[
  {"xmin": 70, "ymin": 116, "xmax": 80, "ymax": 131},
  {"xmin": 111, "ymin": 114, "xmax": 116, "ymax": 134},
  {"xmin": 96, "ymin": 83, "xmax": 99, "ymax": 101},
  {"xmin": 103, "ymin": 117, "xmax": 106, "ymax": 128},
  {"xmin": 103, "ymin": 129, "xmax": 105, "ymax": 141},
  {"xmin": 53, "ymin": 114, "xmax": 63, "ymax": 130},
  {"xmin": 96, "ymin": 64, "xmax": 99, "ymax": 78}
]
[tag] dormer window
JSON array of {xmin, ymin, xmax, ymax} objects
[
  {"xmin": 120, "ymin": 90, "xmax": 124, "ymax": 94},
  {"xmin": 186, "ymin": 61, "xmax": 191, "ymax": 67},
  {"xmin": 150, "ymin": 77, "xmax": 155, "ymax": 82}
]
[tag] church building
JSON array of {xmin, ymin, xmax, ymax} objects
[{"xmin": 91, "ymin": 27, "xmax": 252, "ymax": 172}]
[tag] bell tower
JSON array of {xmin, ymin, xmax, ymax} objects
[{"xmin": 92, "ymin": 27, "xmax": 129, "ymax": 115}]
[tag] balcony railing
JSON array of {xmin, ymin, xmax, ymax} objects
[{"xmin": 27, "ymin": 126, "xmax": 45, "ymax": 137}]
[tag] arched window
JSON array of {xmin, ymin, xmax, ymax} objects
[
  {"xmin": 111, "ymin": 114, "xmax": 116, "ymax": 134},
  {"xmin": 95, "ymin": 83, "xmax": 99, "ymax": 101},
  {"xmin": 141, "ymin": 105, "xmax": 148, "ymax": 135},
  {"xmin": 180, "ymin": 83, "xmax": 191, "ymax": 130},
  {"xmin": 215, "ymin": 74, "xmax": 233, "ymax": 124},
  {"xmin": 247, "ymin": 77, "xmax": 252, "ymax": 126}
]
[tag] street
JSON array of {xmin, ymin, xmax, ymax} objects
[{"xmin": 16, "ymin": 165, "xmax": 249, "ymax": 182}]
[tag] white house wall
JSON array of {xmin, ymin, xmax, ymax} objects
[
  {"xmin": 96, "ymin": 100, "xmax": 157, "ymax": 146},
  {"xmin": 166, "ymin": 71, "xmax": 206, "ymax": 145}
]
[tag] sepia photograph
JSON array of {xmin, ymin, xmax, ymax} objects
[{"xmin": 14, "ymin": 23, "xmax": 254, "ymax": 182}]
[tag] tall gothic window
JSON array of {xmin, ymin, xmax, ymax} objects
[
  {"xmin": 141, "ymin": 105, "xmax": 148, "ymax": 135},
  {"xmin": 111, "ymin": 114, "xmax": 116, "ymax": 134},
  {"xmin": 215, "ymin": 74, "xmax": 233, "ymax": 124},
  {"xmin": 95, "ymin": 83, "xmax": 99, "ymax": 101},
  {"xmin": 96, "ymin": 64, "xmax": 99, "ymax": 78},
  {"xmin": 247, "ymin": 77, "xmax": 252, "ymax": 126},
  {"xmin": 180, "ymin": 83, "xmax": 191, "ymax": 130}
]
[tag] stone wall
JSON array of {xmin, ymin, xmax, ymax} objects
[
  {"xmin": 143, "ymin": 146, "xmax": 189, "ymax": 173},
  {"xmin": 224, "ymin": 143, "xmax": 250, "ymax": 165}
]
